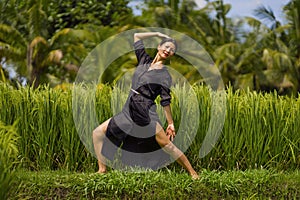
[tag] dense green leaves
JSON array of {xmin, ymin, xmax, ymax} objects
[
  {"xmin": 0, "ymin": 0, "xmax": 300, "ymax": 93},
  {"xmin": 47, "ymin": 0, "xmax": 132, "ymax": 31},
  {"xmin": 0, "ymin": 83, "xmax": 299, "ymax": 171},
  {"xmin": 0, "ymin": 0, "xmax": 133, "ymax": 87},
  {"xmin": 0, "ymin": 121, "xmax": 19, "ymax": 199}
]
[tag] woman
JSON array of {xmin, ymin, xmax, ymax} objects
[{"xmin": 93, "ymin": 32, "xmax": 199, "ymax": 179}]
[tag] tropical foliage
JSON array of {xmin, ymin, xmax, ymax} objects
[
  {"xmin": 0, "ymin": 0, "xmax": 299, "ymax": 93},
  {"xmin": 0, "ymin": 0, "xmax": 133, "ymax": 87},
  {"xmin": 0, "ymin": 2, "xmax": 299, "ymax": 197},
  {"xmin": 0, "ymin": 83, "xmax": 299, "ymax": 171},
  {"xmin": 0, "ymin": 121, "xmax": 19, "ymax": 199}
]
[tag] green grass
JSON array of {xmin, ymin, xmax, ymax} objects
[
  {"xmin": 10, "ymin": 169, "xmax": 300, "ymax": 199},
  {"xmin": 0, "ymin": 82, "xmax": 299, "ymax": 172},
  {"xmin": 0, "ymin": 121, "xmax": 19, "ymax": 200}
]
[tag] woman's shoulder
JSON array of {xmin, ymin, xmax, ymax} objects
[
  {"xmin": 133, "ymin": 40, "xmax": 143, "ymax": 49},
  {"xmin": 133, "ymin": 40, "xmax": 152, "ymax": 65}
]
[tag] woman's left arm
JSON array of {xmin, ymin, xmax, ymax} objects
[
  {"xmin": 163, "ymin": 105, "xmax": 176, "ymax": 141},
  {"xmin": 134, "ymin": 32, "xmax": 170, "ymax": 42}
]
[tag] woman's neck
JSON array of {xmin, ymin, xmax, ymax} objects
[{"xmin": 151, "ymin": 53, "xmax": 164, "ymax": 66}]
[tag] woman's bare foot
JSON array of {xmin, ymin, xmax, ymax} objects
[
  {"xmin": 96, "ymin": 169, "xmax": 107, "ymax": 174},
  {"xmin": 190, "ymin": 172, "xmax": 200, "ymax": 180},
  {"xmin": 96, "ymin": 160, "xmax": 107, "ymax": 174}
]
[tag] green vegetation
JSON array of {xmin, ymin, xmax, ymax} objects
[
  {"xmin": 1, "ymin": 0, "xmax": 300, "ymax": 199},
  {"xmin": 0, "ymin": 121, "xmax": 19, "ymax": 199},
  {"xmin": 0, "ymin": 83, "xmax": 299, "ymax": 172},
  {"xmin": 1, "ymin": 0, "xmax": 299, "ymax": 94},
  {"xmin": 10, "ymin": 169, "xmax": 300, "ymax": 199}
]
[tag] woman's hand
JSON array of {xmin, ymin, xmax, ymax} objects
[
  {"xmin": 134, "ymin": 32, "xmax": 170, "ymax": 42},
  {"xmin": 156, "ymin": 32, "xmax": 170, "ymax": 39},
  {"xmin": 166, "ymin": 123, "xmax": 176, "ymax": 141}
]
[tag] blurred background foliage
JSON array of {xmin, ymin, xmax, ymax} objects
[{"xmin": 0, "ymin": 0, "xmax": 299, "ymax": 95}]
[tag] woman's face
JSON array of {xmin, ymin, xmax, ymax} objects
[{"xmin": 158, "ymin": 42, "xmax": 176, "ymax": 60}]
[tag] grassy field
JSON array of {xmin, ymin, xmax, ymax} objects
[
  {"xmin": 0, "ymin": 83, "xmax": 299, "ymax": 172},
  {"xmin": 10, "ymin": 169, "xmax": 300, "ymax": 199},
  {"xmin": 1, "ymin": 83, "xmax": 300, "ymax": 199}
]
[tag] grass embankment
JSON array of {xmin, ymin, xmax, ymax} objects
[{"xmin": 11, "ymin": 169, "xmax": 300, "ymax": 199}]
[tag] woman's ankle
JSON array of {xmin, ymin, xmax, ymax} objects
[{"xmin": 97, "ymin": 160, "xmax": 106, "ymax": 173}]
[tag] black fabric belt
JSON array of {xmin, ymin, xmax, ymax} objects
[{"xmin": 130, "ymin": 88, "xmax": 153, "ymax": 102}]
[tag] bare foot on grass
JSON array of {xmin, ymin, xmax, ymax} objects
[
  {"xmin": 96, "ymin": 169, "xmax": 107, "ymax": 174},
  {"xmin": 96, "ymin": 160, "xmax": 107, "ymax": 174},
  {"xmin": 190, "ymin": 172, "xmax": 200, "ymax": 180}
]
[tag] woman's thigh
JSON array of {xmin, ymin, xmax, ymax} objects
[
  {"xmin": 154, "ymin": 122, "xmax": 170, "ymax": 147},
  {"xmin": 94, "ymin": 118, "xmax": 111, "ymax": 134}
]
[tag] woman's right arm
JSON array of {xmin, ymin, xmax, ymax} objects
[
  {"xmin": 134, "ymin": 32, "xmax": 170, "ymax": 42},
  {"xmin": 163, "ymin": 105, "xmax": 176, "ymax": 141}
]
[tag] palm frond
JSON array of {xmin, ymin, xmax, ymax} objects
[
  {"xmin": 29, "ymin": 36, "xmax": 47, "ymax": 49},
  {"xmin": 49, "ymin": 28, "xmax": 71, "ymax": 46},
  {"xmin": 244, "ymin": 17, "xmax": 263, "ymax": 30},
  {"xmin": 27, "ymin": 0, "xmax": 48, "ymax": 38},
  {"xmin": 0, "ymin": 24, "xmax": 27, "ymax": 48},
  {"xmin": 50, "ymin": 29, "xmax": 94, "ymax": 47},
  {"xmin": 254, "ymin": 5, "xmax": 280, "ymax": 30},
  {"xmin": 0, "ymin": 42, "xmax": 24, "ymax": 59},
  {"xmin": 262, "ymin": 48, "xmax": 293, "ymax": 71}
]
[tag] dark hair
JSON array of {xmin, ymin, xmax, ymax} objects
[{"xmin": 159, "ymin": 38, "xmax": 177, "ymax": 52}]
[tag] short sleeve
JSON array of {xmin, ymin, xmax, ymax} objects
[
  {"xmin": 160, "ymin": 72, "xmax": 172, "ymax": 107},
  {"xmin": 133, "ymin": 40, "xmax": 151, "ymax": 65}
]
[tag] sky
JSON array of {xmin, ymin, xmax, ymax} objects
[
  {"xmin": 129, "ymin": 0, "xmax": 290, "ymax": 23},
  {"xmin": 200, "ymin": 0, "xmax": 289, "ymax": 22}
]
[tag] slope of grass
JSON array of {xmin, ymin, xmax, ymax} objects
[{"xmin": 11, "ymin": 169, "xmax": 300, "ymax": 199}]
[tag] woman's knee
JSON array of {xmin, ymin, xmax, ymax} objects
[
  {"xmin": 93, "ymin": 118, "xmax": 111, "ymax": 139},
  {"xmin": 93, "ymin": 124, "xmax": 105, "ymax": 134},
  {"xmin": 155, "ymin": 124, "xmax": 170, "ymax": 147},
  {"xmin": 156, "ymin": 135, "xmax": 169, "ymax": 147}
]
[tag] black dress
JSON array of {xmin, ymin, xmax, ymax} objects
[{"xmin": 101, "ymin": 40, "xmax": 172, "ymax": 169}]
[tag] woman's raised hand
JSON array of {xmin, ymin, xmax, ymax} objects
[{"xmin": 157, "ymin": 32, "xmax": 170, "ymax": 39}]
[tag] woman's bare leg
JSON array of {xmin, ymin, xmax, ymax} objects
[
  {"xmin": 155, "ymin": 123, "xmax": 199, "ymax": 179},
  {"xmin": 92, "ymin": 118, "xmax": 111, "ymax": 173}
]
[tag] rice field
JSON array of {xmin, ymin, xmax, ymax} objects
[
  {"xmin": 1, "ymin": 82, "xmax": 300, "ymax": 199},
  {"xmin": 0, "ymin": 83, "xmax": 299, "ymax": 172}
]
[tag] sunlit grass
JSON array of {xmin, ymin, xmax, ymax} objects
[
  {"xmin": 11, "ymin": 169, "xmax": 300, "ymax": 199},
  {"xmin": 0, "ymin": 82, "xmax": 299, "ymax": 172},
  {"xmin": 0, "ymin": 121, "xmax": 19, "ymax": 199}
]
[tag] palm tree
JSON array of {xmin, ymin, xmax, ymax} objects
[
  {"xmin": 0, "ymin": 0, "xmax": 93, "ymax": 87},
  {"xmin": 283, "ymin": 0, "xmax": 300, "ymax": 91},
  {"xmin": 0, "ymin": 24, "xmax": 93, "ymax": 87},
  {"xmin": 174, "ymin": 0, "xmax": 239, "ymax": 86},
  {"xmin": 212, "ymin": 2, "xmax": 300, "ymax": 94},
  {"xmin": 284, "ymin": 0, "xmax": 300, "ymax": 58},
  {"xmin": 249, "ymin": 3, "xmax": 300, "ymax": 93},
  {"xmin": 140, "ymin": 0, "xmax": 197, "ymax": 28}
]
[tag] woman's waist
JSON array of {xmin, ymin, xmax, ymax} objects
[{"xmin": 130, "ymin": 88, "xmax": 156, "ymax": 102}]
